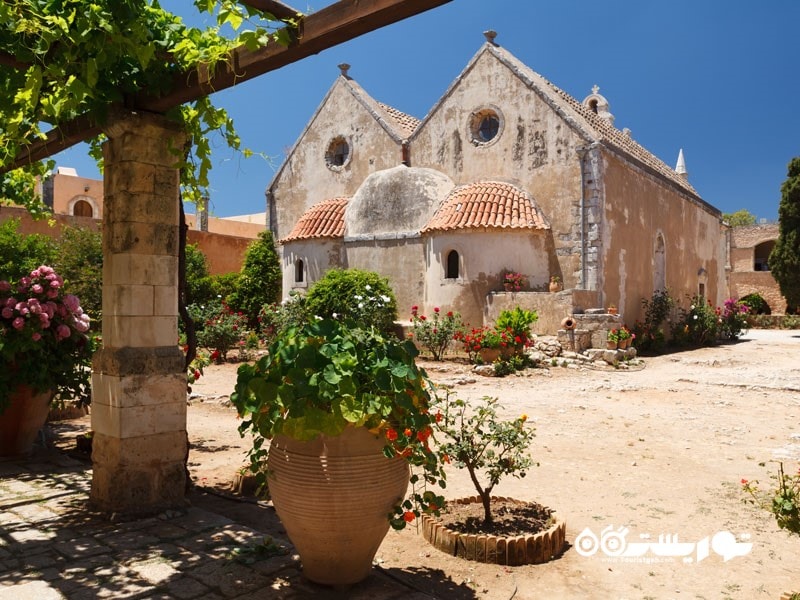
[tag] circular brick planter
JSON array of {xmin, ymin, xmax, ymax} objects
[{"xmin": 420, "ymin": 496, "xmax": 566, "ymax": 565}]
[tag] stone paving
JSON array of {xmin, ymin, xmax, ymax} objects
[{"xmin": 0, "ymin": 450, "xmax": 428, "ymax": 599}]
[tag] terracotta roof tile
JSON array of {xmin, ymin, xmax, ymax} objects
[
  {"xmin": 280, "ymin": 197, "xmax": 348, "ymax": 243},
  {"xmin": 377, "ymin": 102, "xmax": 421, "ymax": 138},
  {"xmin": 421, "ymin": 181, "xmax": 549, "ymax": 233}
]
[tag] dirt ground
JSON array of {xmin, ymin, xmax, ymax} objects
[{"xmin": 62, "ymin": 330, "xmax": 800, "ymax": 599}]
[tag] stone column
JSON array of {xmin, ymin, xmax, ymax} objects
[{"xmin": 90, "ymin": 111, "xmax": 188, "ymax": 514}]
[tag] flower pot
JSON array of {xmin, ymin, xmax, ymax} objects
[
  {"xmin": 478, "ymin": 347, "xmax": 502, "ymax": 364},
  {"xmin": 0, "ymin": 385, "xmax": 54, "ymax": 456},
  {"xmin": 549, "ymin": 282, "xmax": 562, "ymax": 293},
  {"xmin": 267, "ymin": 426, "xmax": 410, "ymax": 586},
  {"xmin": 503, "ymin": 283, "xmax": 514, "ymax": 292},
  {"xmin": 607, "ymin": 307, "xmax": 618, "ymax": 315},
  {"xmin": 606, "ymin": 340, "xmax": 618, "ymax": 350}
]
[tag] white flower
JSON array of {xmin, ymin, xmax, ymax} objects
[
  {"xmin": 690, "ymin": 305, "xmax": 695, "ymax": 310},
  {"xmin": 332, "ymin": 312, "xmax": 338, "ymax": 319},
  {"xmin": 354, "ymin": 294, "xmax": 362, "ymax": 300},
  {"xmin": 314, "ymin": 315, "xmax": 322, "ymax": 321},
  {"xmin": 365, "ymin": 284, "xmax": 371, "ymax": 290},
  {"xmin": 381, "ymin": 295, "xmax": 390, "ymax": 303},
  {"xmin": 693, "ymin": 315, "xmax": 698, "ymax": 320},
  {"xmin": 358, "ymin": 302, "xmax": 364, "ymax": 309}
]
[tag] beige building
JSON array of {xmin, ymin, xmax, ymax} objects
[
  {"xmin": 268, "ymin": 36, "xmax": 729, "ymax": 331},
  {"xmin": 727, "ymin": 223, "xmax": 787, "ymax": 314}
]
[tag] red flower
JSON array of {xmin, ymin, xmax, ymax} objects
[
  {"xmin": 386, "ymin": 428, "xmax": 398, "ymax": 441},
  {"xmin": 515, "ymin": 335, "xmax": 522, "ymax": 344},
  {"xmin": 403, "ymin": 511, "xmax": 415, "ymax": 523},
  {"xmin": 416, "ymin": 427, "xmax": 431, "ymax": 442},
  {"xmin": 404, "ymin": 428, "xmax": 412, "ymax": 437},
  {"xmin": 740, "ymin": 478, "xmax": 748, "ymax": 485},
  {"xmin": 434, "ymin": 307, "xmax": 440, "ymax": 313},
  {"xmin": 435, "ymin": 411, "xmax": 442, "ymax": 423},
  {"xmin": 194, "ymin": 369, "xmax": 201, "ymax": 380}
]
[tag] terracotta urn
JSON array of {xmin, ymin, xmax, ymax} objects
[
  {"xmin": 0, "ymin": 384, "xmax": 54, "ymax": 456},
  {"xmin": 549, "ymin": 281, "xmax": 562, "ymax": 293},
  {"xmin": 267, "ymin": 426, "xmax": 410, "ymax": 586}
]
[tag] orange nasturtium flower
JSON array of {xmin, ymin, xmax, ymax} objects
[
  {"xmin": 403, "ymin": 511, "xmax": 415, "ymax": 523},
  {"xmin": 385, "ymin": 428, "xmax": 398, "ymax": 441}
]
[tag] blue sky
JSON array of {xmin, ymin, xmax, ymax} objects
[{"xmin": 55, "ymin": 1, "xmax": 799, "ymax": 222}]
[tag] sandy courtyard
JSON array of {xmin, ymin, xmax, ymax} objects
[{"xmin": 143, "ymin": 330, "xmax": 800, "ymax": 598}]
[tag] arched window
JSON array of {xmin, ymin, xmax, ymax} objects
[
  {"xmin": 654, "ymin": 234, "xmax": 666, "ymax": 292},
  {"xmin": 446, "ymin": 250, "xmax": 459, "ymax": 279},
  {"xmin": 754, "ymin": 240, "xmax": 775, "ymax": 271},
  {"xmin": 73, "ymin": 200, "xmax": 93, "ymax": 218},
  {"xmin": 294, "ymin": 259, "xmax": 305, "ymax": 283}
]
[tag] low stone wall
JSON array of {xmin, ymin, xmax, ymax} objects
[{"xmin": 484, "ymin": 289, "xmax": 600, "ymax": 335}]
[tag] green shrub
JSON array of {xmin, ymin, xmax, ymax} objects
[
  {"xmin": 0, "ymin": 219, "xmax": 56, "ymax": 280},
  {"xmin": 739, "ymin": 292, "xmax": 771, "ymax": 315},
  {"xmin": 305, "ymin": 268, "xmax": 398, "ymax": 333},
  {"xmin": 191, "ymin": 299, "xmax": 247, "ymax": 362},
  {"xmin": 257, "ymin": 291, "xmax": 310, "ymax": 346},
  {"xmin": 53, "ymin": 225, "xmax": 102, "ymax": 325},
  {"xmin": 633, "ymin": 289, "xmax": 675, "ymax": 354},
  {"xmin": 672, "ymin": 295, "xmax": 719, "ymax": 346},
  {"xmin": 495, "ymin": 306, "xmax": 537, "ymax": 348}
]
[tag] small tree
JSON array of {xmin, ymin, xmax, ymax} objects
[
  {"xmin": 227, "ymin": 231, "xmax": 282, "ymax": 326},
  {"xmin": 435, "ymin": 394, "xmax": 537, "ymax": 525},
  {"xmin": 0, "ymin": 219, "xmax": 56, "ymax": 280},
  {"xmin": 769, "ymin": 157, "xmax": 800, "ymax": 313},
  {"xmin": 722, "ymin": 209, "xmax": 758, "ymax": 227},
  {"xmin": 184, "ymin": 243, "xmax": 215, "ymax": 307}
]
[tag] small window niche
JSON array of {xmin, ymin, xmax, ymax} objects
[
  {"xmin": 325, "ymin": 136, "xmax": 351, "ymax": 170},
  {"xmin": 294, "ymin": 258, "xmax": 306, "ymax": 287},
  {"xmin": 445, "ymin": 250, "xmax": 460, "ymax": 279}
]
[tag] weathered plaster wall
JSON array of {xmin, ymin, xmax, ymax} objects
[
  {"xmin": 344, "ymin": 238, "xmax": 425, "ymax": 319},
  {"xmin": 485, "ymin": 289, "xmax": 600, "ymax": 335},
  {"xmin": 411, "ymin": 50, "xmax": 586, "ymax": 288},
  {"xmin": 599, "ymin": 151, "xmax": 724, "ymax": 323},
  {"xmin": 424, "ymin": 230, "xmax": 550, "ymax": 327},
  {"xmin": 282, "ymin": 239, "xmax": 344, "ymax": 294},
  {"xmin": 269, "ymin": 79, "xmax": 404, "ymax": 242},
  {"xmin": 185, "ymin": 230, "xmax": 252, "ymax": 276}
]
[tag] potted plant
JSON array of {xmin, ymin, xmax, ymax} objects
[
  {"xmin": 617, "ymin": 326, "xmax": 632, "ymax": 349},
  {"xmin": 232, "ymin": 318, "xmax": 446, "ymax": 586},
  {"xmin": 0, "ymin": 265, "xmax": 93, "ymax": 456},
  {"xmin": 549, "ymin": 275, "xmax": 562, "ymax": 292},
  {"xmin": 606, "ymin": 328, "xmax": 620, "ymax": 350},
  {"xmin": 501, "ymin": 271, "xmax": 526, "ymax": 292},
  {"xmin": 607, "ymin": 304, "xmax": 618, "ymax": 315},
  {"xmin": 421, "ymin": 394, "xmax": 565, "ymax": 565}
]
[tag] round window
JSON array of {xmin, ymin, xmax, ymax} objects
[
  {"xmin": 469, "ymin": 108, "xmax": 503, "ymax": 145},
  {"xmin": 325, "ymin": 136, "xmax": 351, "ymax": 169}
]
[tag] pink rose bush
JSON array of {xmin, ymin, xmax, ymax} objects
[{"xmin": 1, "ymin": 265, "xmax": 95, "ymax": 413}]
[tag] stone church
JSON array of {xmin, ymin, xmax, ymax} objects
[{"xmin": 266, "ymin": 33, "xmax": 727, "ymax": 332}]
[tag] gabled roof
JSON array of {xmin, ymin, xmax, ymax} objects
[
  {"xmin": 343, "ymin": 77, "xmax": 420, "ymax": 141},
  {"xmin": 266, "ymin": 74, "xmax": 419, "ymax": 193},
  {"xmin": 279, "ymin": 197, "xmax": 348, "ymax": 243},
  {"xmin": 412, "ymin": 42, "xmax": 703, "ymax": 203},
  {"xmin": 421, "ymin": 181, "xmax": 549, "ymax": 233}
]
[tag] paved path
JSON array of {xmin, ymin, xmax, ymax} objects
[{"xmin": 0, "ymin": 449, "xmax": 429, "ymax": 600}]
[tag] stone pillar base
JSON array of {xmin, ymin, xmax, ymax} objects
[{"xmin": 90, "ymin": 430, "xmax": 187, "ymax": 515}]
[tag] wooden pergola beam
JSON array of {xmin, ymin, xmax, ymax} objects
[
  {"xmin": 239, "ymin": 0, "xmax": 301, "ymax": 21},
  {"xmin": 136, "ymin": 0, "xmax": 452, "ymax": 113},
  {"xmin": 3, "ymin": 0, "xmax": 451, "ymax": 172}
]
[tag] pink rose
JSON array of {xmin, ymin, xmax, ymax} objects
[
  {"xmin": 31, "ymin": 284, "xmax": 43, "ymax": 294},
  {"xmin": 12, "ymin": 317, "xmax": 25, "ymax": 330},
  {"xmin": 46, "ymin": 289, "xmax": 58, "ymax": 299},
  {"xmin": 31, "ymin": 332, "xmax": 42, "ymax": 342},
  {"xmin": 1, "ymin": 307, "xmax": 12, "ymax": 319},
  {"xmin": 49, "ymin": 279, "xmax": 61, "ymax": 289},
  {"xmin": 39, "ymin": 313, "xmax": 50, "ymax": 328},
  {"xmin": 63, "ymin": 294, "xmax": 81, "ymax": 313},
  {"xmin": 0, "ymin": 280, "xmax": 10, "ymax": 292},
  {"xmin": 55, "ymin": 324, "xmax": 71, "ymax": 341}
]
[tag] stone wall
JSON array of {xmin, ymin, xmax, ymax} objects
[{"xmin": 484, "ymin": 289, "xmax": 600, "ymax": 335}]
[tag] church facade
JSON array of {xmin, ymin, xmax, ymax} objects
[{"xmin": 266, "ymin": 35, "xmax": 727, "ymax": 332}]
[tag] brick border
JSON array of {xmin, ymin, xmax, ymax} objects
[{"xmin": 420, "ymin": 496, "xmax": 566, "ymax": 565}]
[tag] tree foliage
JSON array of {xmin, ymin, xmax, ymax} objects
[
  {"xmin": 0, "ymin": 1, "xmax": 295, "ymax": 213},
  {"xmin": 723, "ymin": 209, "xmax": 758, "ymax": 227},
  {"xmin": 227, "ymin": 231, "xmax": 281, "ymax": 325},
  {"xmin": 52, "ymin": 225, "xmax": 103, "ymax": 323},
  {"xmin": 0, "ymin": 218, "xmax": 56, "ymax": 278},
  {"xmin": 769, "ymin": 158, "xmax": 800, "ymax": 313}
]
